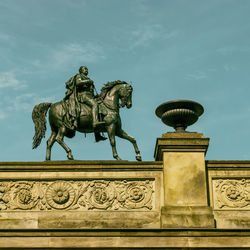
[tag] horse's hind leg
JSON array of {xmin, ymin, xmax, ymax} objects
[
  {"xmin": 46, "ymin": 130, "xmax": 56, "ymax": 160},
  {"xmin": 56, "ymin": 126, "xmax": 74, "ymax": 160},
  {"xmin": 116, "ymin": 129, "xmax": 142, "ymax": 161}
]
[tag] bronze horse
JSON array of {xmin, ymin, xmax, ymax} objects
[{"xmin": 32, "ymin": 81, "xmax": 142, "ymax": 161}]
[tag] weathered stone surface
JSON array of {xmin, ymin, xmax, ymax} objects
[
  {"xmin": 163, "ymin": 152, "xmax": 208, "ymax": 206},
  {"xmin": 0, "ymin": 211, "xmax": 160, "ymax": 229},
  {"xmin": 161, "ymin": 206, "xmax": 215, "ymax": 228},
  {"xmin": 162, "ymin": 132, "xmax": 204, "ymax": 138},
  {"xmin": 38, "ymin": 211, "xmax": 160, "ymax": 229},
  {"xmin": 214, "ymin": 210, "xmax": 250, "ymax": 228}
]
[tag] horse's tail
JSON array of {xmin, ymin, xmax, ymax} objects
[{"xmin": 32, "ymin": 102, "xmax": 52, "ymax": 149}]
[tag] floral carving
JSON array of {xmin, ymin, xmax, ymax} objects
[
  {"xmin": 46, "ymin": 181, "xmax": 75, "ymax": 209},
  {"xmin": 12, "ymin": 182, "xmax": 41, "ymax": 210},
  {"xmin": 0, "ymin": 179, "xmax": 154, "ymax": 211},
  {"xmin": 0, "ymin": 183, "xmax": 12, "ymax": 210},
  {"xmin": 213, "ymin": 179, "xmax": 250, "ymax": 209},
  {"xmin": 116, "ymin": 181, "xmax": 153, "ymax": 209},
  {"xmin": 83, "ymin": 181, "xmax": 116, "ymax": 210},
  {"xmin": 18, "ymin": 188, "xmax": 32, "ymax": 204}
]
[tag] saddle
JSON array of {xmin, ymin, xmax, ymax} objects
[
  {"xmin": 62, "ymin": 98, "xmax": 105, "ymax": 131},
  {"xmin": 79, "ymin": 101, "xmax": 106, "ymax": 117}
]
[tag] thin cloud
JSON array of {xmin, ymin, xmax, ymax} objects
[
  {"xmin": 0, "ymin": 71, "xmax": 26, "ymax": 89},
  {"xmin": 51, "ymin": 43, "xmax": 105, "ymax": 67},
  {"xmin": 224, "ymin": 64, "xmax": 237, "ymax": 72},
  {"xmin": 0, "ymin": 32, "xmax": 16, "ymax": 47},
  {"xmin": 30, "ymin": 42, "xmax": 105, "ymax": 72},
  {"xmin": 9, "ymin": 93, "xmax": 55, "ymax": 112},
  {"xmin": 62, "ymin": 0, "xmax": 87, "ymax": 8},
  {"xmin": 217, "ymin": 46, "xmax": 250, "ymax": 55},
  {"xmin": 186, "ymin": 71, "xmax": 207, "ymax": 80},
  {"xmin": 0, "ymin": 110, "xmax": 6, "ymax": 120},
  {"xmin": 129, "ymin": 24, "xmax": 179, "ymax": 49},
  {"xmin": 130, "ymin": 0, "xmax": 150, "ymax": 16},
  {"xmin": 0, "ymin": 92, "xmax": 55, "ymax": 120},
  {"xmin": 0, "ymin": 33, "xmax": 11, "ymax": 41}
]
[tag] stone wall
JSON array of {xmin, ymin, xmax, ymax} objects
[
  {"xmin": 0, "ymin": 160, "xmax": 250, "ymax": 230},
  {"xmin": 0, "ymin": 159, "xmax": 250, "ymax": 248},
  {"xmin": 0, "ymin": 161, "xmax": 163, "ymax": 229},
  {"xmin": 207, "ymin": 160, "xmax": 250, "ymax": 228}
]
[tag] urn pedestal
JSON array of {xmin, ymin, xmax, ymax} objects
[
  {"xmin": 155, "ymin": 132, "xmax": 215, "ymax": 228},
  {"xmin": 155, "ymin": 100, "xmax": 215, "ymax": 228}
]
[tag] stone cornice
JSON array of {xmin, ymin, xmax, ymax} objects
[
  {"xmin": 0, "ymin": 161, "xmax": 163, "ymax": 172},
  {"xmin": 206, "ymin": 160, "xmax": 250, "ymax": 170},
  {"xmin": 154, "ymin": 134, "xmax": 209, "ymax": 161},
  {"xmin": 0, "ymin": 228, "xmax": 249, "ymax": 248}
]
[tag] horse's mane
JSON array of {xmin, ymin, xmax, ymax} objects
[{"xmin": 99, "ymin": 80, "xmax": 127, "ymax": 99}]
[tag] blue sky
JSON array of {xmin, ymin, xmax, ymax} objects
[{"xmin": 1, "ymin": 0, "xmax": 250, "ymax": 161}]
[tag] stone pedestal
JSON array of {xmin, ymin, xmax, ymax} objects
[{"xmin": 154, "ymin": 132, "xmax": 215, "ymax": 228}]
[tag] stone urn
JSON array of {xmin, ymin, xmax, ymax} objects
[{"xmin": 155, "ymin": 100, "xmax": 204, "ymax": 132}]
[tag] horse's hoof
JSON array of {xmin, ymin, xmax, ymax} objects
[
  {"xmin": 136, "ymin": 155, "xmax": 142, "ymax": 161},
  {"xmin": 67, "ymin": 153, "xmax": 74, "ymax": 160},
  {"xmin": 115, "ymin": 156, "xmax": 122, "ymax": 161}
]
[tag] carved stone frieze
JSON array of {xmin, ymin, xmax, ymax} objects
[
  {"xmin": 213, "ymin": 179, "xmax": 250, "ymax": 209},
  {"xmin": 0, "ymin": 180, "xmax": 154, "ymax": 211}
]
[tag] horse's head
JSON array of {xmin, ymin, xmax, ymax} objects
[
  {"xmin": 119, "ymin": 82, "xmax": 133, "ymax": 109},
  {"xmin": 100, "ymin": 80, "xmax": 133, "ymax": 111}
]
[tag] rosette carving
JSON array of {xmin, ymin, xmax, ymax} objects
[
  {"xmin": 214, "ymin": 179, "xmax": 250, "ymax": 209},
  {"xmin": 46, "ymin": 181, "xmax": 75, "ymax": 209}
]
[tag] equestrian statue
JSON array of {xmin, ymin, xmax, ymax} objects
[{"xmin": 32, "ymin": 66, "xmax": 142, "ymax": 161}]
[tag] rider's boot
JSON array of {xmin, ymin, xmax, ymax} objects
[
  {"xmin": 95, "ymin": 132, "xmax": 107, "ymax": 142},
  {"xmin": 92, "ymin": 105, "xmax": 105, "ymax": 128}
]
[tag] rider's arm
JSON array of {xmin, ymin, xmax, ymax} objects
[{"xmin": 75, "ymin": 75, "xmax": 93, "ymax": 87}]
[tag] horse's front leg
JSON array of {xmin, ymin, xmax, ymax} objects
[
  {"xmin": 116, "ymin": 129, "xmax": 142, "ymax": 161},
  {"xmin": 106, "ymin": 124, "xmax": 121, "ymax": 160}
]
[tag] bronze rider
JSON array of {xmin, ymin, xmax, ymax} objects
[{"xmin": 64, "ymin": 66, "xmax": 106, "ymax": 141}]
